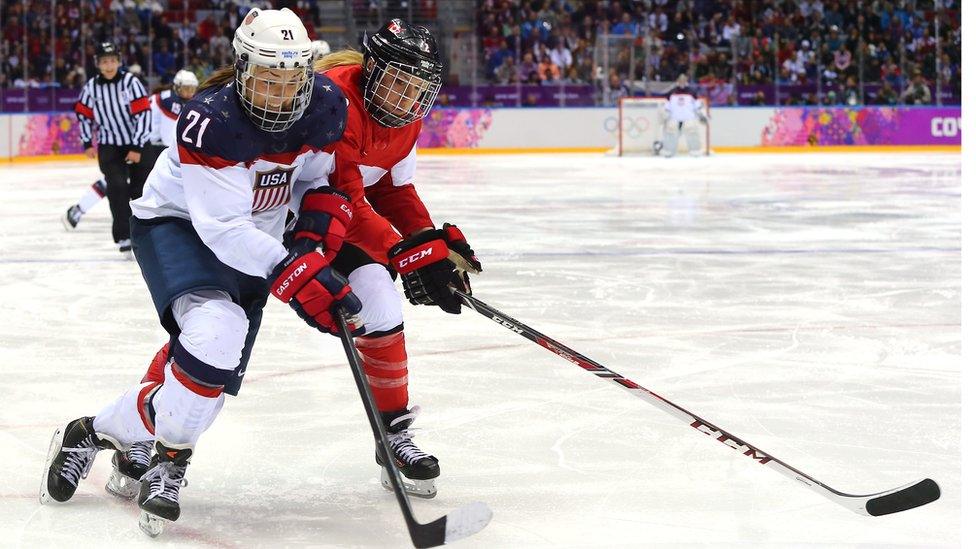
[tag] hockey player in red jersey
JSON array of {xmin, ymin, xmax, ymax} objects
[{"xmin": 309, "ymin": 20, "xmax": 483, "ymax": 498}]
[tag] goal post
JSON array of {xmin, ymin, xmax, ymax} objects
[{"xmin": 612, "ymin": 96, "xmax": 710, "ymax": 157}]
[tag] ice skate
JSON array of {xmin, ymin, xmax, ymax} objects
[
  {"xmin": 105, "ymin": 440, "xmax": 152, "ymax": 500},
  {"xmin": 376, "ymin": 406, "xmax": 439, "ymax": 499},
  {"xmin": 118, "ymin": 238, "xmax": 134, "ymax": 259},
  {"xmin": 40, "ymin": 416, "xmax": 121, "ymax": 504},
  {"xmin": 137, "ymin": 441, "xmax": 191, "ymax": 538},
  {"xmin": 62, "ymin": 204, "xmax": 82, "ymax": 230}
]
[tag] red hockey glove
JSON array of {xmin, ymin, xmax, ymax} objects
[
  {"xmin": 286, "ymin": 187, "xmax": 354, "ymax": 263},
  {"xmin": 388, "ymin": 223, "xmax": 482, "ymax": 314},
  {"xmin": 271, "ymin": 247, "xmax": 364, "ymax": 336}
]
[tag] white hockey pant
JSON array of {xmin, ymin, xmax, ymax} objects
[{"xmin": 91, "ymin": 264, "xmax": 404, "ymax": 449}]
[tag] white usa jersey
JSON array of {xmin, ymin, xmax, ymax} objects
[
  {"xmin": 665, "ymin": 87, "xmax": 703, "ymax": 123},
  {"xmin": 148, "ymin": 89, "xmax": 188, "ymax": 148},
  {"xmin": 131, "ymin": 76, "xmax": 349, "ymax": 278}
]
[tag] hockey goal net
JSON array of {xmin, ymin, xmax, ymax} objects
[{"xmin": 611, "ymin": 96, "xmax": 710, "ymax": 156}]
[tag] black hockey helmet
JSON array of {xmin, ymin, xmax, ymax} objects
[
  {"xmin": 94, "ymin": 42, "xmax": 120, "ymax": 62},
  {"xmin": 361, "ymin": 19, "xmax": 443, "ymax": 128}
]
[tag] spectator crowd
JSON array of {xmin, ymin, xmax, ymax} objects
[
  {"xmin": 477, "ymin": 0, "xmax": 961, "ymax": 105},
  {"xmin": 1, "ymin": 0, "xmax": 319, "ymax": 90},
  {"xmin": 1, "ymin": 0, "xmax": 962, "ymax": 106}
]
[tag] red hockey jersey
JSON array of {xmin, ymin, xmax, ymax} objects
[{"xmin": 324, "ymin": 63, "xmax": 434, "ymax": 263}]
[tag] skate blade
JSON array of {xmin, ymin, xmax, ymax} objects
[
  {"xmin": 380, "ymin": 467, "xmax": 437, "ymax": 499},
  {"xmin": 39, "ymin": 427, "xmax": 66, "ymax": 505},
  {"xmin": 61, "ymin": 215, "xmax": 77, "ymax": 231},
  {"xmin": 105, "ymin": 471, "xmax": 140, "ymax": 500},
  {"xmin": 139, "ymin": 511, "xmax": 168, "ymax": 538}
]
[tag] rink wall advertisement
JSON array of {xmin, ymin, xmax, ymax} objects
[
  {"xmin": 415, "ymin": 106, "xmax": 961, "ymax": 150},
  {"xmin": 759, "ymin": 107, "xmax": 962, "ymax": 146},
  {"xmin": 1, "ymin": 106, "xmax": 961, "ymax": 160},
  {"xmin": 1, "ymin": 113, "xmax": 85, "ymax": 159}
]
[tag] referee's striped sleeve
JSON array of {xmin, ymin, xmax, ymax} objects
[
  {"xmin": 75, "ymin": 82, "xmax": 95, "ymax": 148},
  {"xmin": 127, "ymin": 74, "xmax": 152, "ymax": 148}
]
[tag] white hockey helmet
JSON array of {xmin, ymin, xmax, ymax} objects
[
  {"xmin": 173, "ymin": 69, "xmax": 199, "ymax": 88},
  {"xmin": 172, "ymin": 69, "xmax": 199, "ymax": 99},
  {"xmin": 232, "ymin": 7, "xmax": 314, "ymax": 132},
  {"xmin": 311, "ymin": 40, "xmax": 331, "ymax": 60}
]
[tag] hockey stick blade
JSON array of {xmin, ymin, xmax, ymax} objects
[
  {"xmin": 862, "ymin": 478, "xmax": 940, "ymax": 517},
  {"xmin": 336, "ymin": 317, "xmax": 492, "ymax": 547},
  {"xmin": 454, "ymin": 290, "xmax": 941, "ymax": 516}
]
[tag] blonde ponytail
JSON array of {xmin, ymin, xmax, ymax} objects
[{"xmin": 314, "ymin": 50, "xmax": 364, "ymax": 73}]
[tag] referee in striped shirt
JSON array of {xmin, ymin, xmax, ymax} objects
[{"xmin": 74, "ymin": 42, "xmax": 152, "ymax": 253}]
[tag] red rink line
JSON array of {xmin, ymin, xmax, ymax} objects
[{"xmin": 10, "ymin": 471, "xmax": 236, "ymax": 549}]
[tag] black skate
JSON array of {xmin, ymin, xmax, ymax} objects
[
  {"xmin": 40, "ymin": 416, "xmax": 121, "ymax": 504},
  {"xmin": 375, "ymin": 406, "xmax": 440, "ymax": 499},
  {"xmin": 105, "ymin": 440, "xmax": 152, "ymax": 500},
  {"xmin": 118, "ymin": 239, "xmax": 133, "ymax": 259},
  {"xmin": 138, "ymin": 441, "xmax": 192, "ymax": 538},
  {"xmin": 62, "ymin": 204, "xmax": 82, "ymax": 230}
]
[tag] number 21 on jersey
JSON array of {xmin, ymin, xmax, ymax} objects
[{"xmin": 181, "ymin": 110, "xmax": 211, "ymax": 148}]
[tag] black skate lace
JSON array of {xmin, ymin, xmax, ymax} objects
[
  {"xmin": 61, "ymin": 438, "xmax": 100, "ymax": 487},
  {"xmin": 127, "ymin": 441, "xmax": 152, "ymax": 469},
  {"xmin": 143, "ymin": 462, "xmax": 188, "ymax": 504}
]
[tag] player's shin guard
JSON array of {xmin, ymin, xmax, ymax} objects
[
  {"xmin": 93, "ymin": 380, "xmax": 161, "ymax": 499},
  {"xmin": 356, "ymin": 329, "xmax": 438, "ymax": 497},
  {"xmin": 152, "ymin": 342, "xmax": 227, "ymax": 447},
  {"xmin": 77, "ymin": 179, "xmax": 107, "ymax": 214},
  {"xmin": 356, "ymin": 329, "xmax": 409, "ymax": 412},
  {"xmin": 97, "ymin": 342, "xmax": 172, "ymax": 499},
  {"xmin": 138, "ymin": 341, "xmax": 228, "ymax": 536}
]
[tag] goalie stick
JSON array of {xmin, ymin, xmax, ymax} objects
[
  {"xmin": 453, "ymin": 289, "xmax": 940, "ymax": 516},
  {"xmin": 336, "ymin": 316, "xmax": 492, "ymax": 547}
]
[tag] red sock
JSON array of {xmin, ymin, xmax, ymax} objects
[
  {"xmin": 356, "ymin": 331, "xmax": 409, "ymax": 412},
  {"xmin": 141, "ymin": 342, "xmax": 170, "ymax": 384}
]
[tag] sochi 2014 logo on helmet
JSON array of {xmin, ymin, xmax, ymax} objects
[
  {"xmin": 244, "ymin": 11, "xmax": 258, "ymax": 25},
  {"xmin": 388, "ymin": 20, "xmax": 402, "ymax": 34}
]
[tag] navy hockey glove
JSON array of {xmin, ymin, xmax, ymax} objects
[
  {"xmin": 388, "ymin": 223, "xmax": 482, "ymax": 314},
  {"xmin": 286, "ymin": 187, "xmax": 354, "ymax": 263},
  {"xmin": 271, "ymin": 246, "xmax": 364, "ymax": 336}
]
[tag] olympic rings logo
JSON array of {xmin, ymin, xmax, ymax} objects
[{"xmin": 604, "ymin": 116, "xmax": 653, "ymax": 138}]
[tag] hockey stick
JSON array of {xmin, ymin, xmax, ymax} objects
[
  {"xmin": 336, "ymin": 316, "xmax": 492, "ymax": 547},
  {"xmin": 453, "ymin": 290, "xmax": 940, "ymax": 516}
]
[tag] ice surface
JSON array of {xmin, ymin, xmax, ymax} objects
[{"xmin": 0, "ymin": 152, "xmax": 960, "ymax": 547}]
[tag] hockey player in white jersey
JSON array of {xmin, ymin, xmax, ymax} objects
[
  {"xmin": 39, "ymin": 7, "xmax": 403, "ymax": 537},
  {"xmin": 147, "ymin": 69, "xmax": 199, "ymax": 151},
  {"xmin": 661, "ymin": 74, "xmax": 708, "ymax": 157}
]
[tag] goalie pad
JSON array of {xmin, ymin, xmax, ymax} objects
[
  {"xmin": 662, "ymin": 119, "xmax": 680, "ymax": 157},
  {"xmin": 683, "ymin": 119, "xmax": 704, "ymax": 157}
]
